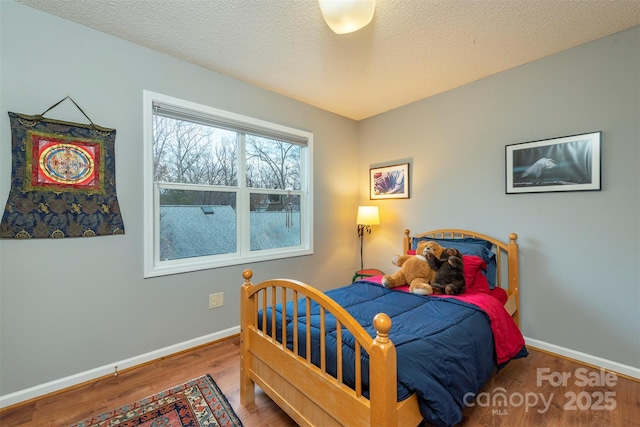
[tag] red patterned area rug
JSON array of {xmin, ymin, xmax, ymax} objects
[{"xmin": 69, "ymin": 374, "xmax": 243, "ymax": 427}]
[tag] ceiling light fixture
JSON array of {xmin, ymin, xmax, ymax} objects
[{"xmin": 318, "ymin": 0, "xmax": 376, "ymax": 34}]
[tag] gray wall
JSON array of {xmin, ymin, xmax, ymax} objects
[
  {"xmin": 1, "ymin": 1, "xmax": 638, "ymax": 399},
  {"xmin": 0, "ymin": 1, "xmax": 360, "ymax": 395},
  {"xmin": 359, "ymin": 27, "xmax": 640, "ymax": 370}
]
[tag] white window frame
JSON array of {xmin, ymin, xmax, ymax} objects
[{"xmin": 143, "ymin": 91, "xmax": 313, "ymax": 278}]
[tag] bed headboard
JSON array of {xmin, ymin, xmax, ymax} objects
[{"xmin": 402, "ymin": 228, "xmax": 520, "ymax": 326}]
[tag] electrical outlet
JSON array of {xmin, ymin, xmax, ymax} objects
[{"xmin": 209, "ymin": 292, "xmax": 224, "ymax": 309}]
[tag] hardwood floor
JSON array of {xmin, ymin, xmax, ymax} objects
[
  {"xmin": 0, "ymin": 336, "xmax": 296, "ymax": 427},
  {"xmin": 1, "ymin": 336, "xmax": 638, "ymax": 427},
  {"xmin": 458, "ymin": 349, "xmax": 640, "ymax": 427}
]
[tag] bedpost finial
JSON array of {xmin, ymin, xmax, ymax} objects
[
  {"xmin": 404, "ymin": 229, "xmax": 410, "ymax": 237},
  {"xmin": 509, "ymin": 233, "xmax": 518, "ymax": 242},
  {"xmin": 373, "ymin": 313, "xmax": 392, "ymax": 343},
  {"xmin": 242, "ymin": 269, "xmax": 253, "ymax": 283}
]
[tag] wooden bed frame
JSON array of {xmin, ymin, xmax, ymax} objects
[{"xmin": 240, "ymin": 229, "xmax": 520, "ymax": 427}]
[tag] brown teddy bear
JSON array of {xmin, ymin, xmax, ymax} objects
[
  {"xmin": 430, "ymin": 247, "xmax": 466, "ymax": 295},
  {"xmin": 382, "ymin": 240, "xmax": 445, "ymax": 295}
]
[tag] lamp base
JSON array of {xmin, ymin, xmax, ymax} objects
[{"xmin": 357, "ymin": 224, "xmax": 371, "ymax": 271}]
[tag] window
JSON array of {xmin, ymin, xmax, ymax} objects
[{"xmin": 143, "ymin": 91, "xmax": 313, "ymax": 277}]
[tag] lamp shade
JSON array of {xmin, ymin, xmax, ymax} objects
[
  {"xmin": 318, "ymin": 0, "xmax": 376, "ymax": 34},
  {"xmin": 356, "ymin": 205, "xmax": 380, "ymax": 225}
]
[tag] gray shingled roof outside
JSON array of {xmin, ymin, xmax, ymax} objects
[{"xmin": 159, "ymin": 205, "xmax": 300, "ymax": 260}]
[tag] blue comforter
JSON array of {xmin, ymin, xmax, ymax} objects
[{"xmin": 262, "ymin": 281, "xmax": 498, "ymax": 426}]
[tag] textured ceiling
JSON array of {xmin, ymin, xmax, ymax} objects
[{"xmin": 14, "ymin": 0, "xmax": 640, "ymax": 121}]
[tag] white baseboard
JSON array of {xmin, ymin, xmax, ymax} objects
[
  {"xmin": 524, "ymin": 336, "xmax": 640, "ymax": 380},
  {"xmin": 0, "ymin": 326, "xmax": 240, "ymax": 409}
]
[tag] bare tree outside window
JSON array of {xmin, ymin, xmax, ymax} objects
[
  {"xmin": 153, "ymin": 116, "xmax": 238, "ymax": 206},
  {"xmin": 245, "ymin": 135, "xmax": 301, "ymax": 191}
]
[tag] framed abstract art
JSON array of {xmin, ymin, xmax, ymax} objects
[{"xmin": 370, "ymin": 163, "xmax": 410, "ymax": 200}]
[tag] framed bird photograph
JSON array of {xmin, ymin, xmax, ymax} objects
[{"xmin": 505, "ymin": 131, "xmax": 602, "ymax": 194}]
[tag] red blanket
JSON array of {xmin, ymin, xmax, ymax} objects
[
  {"xmin": 364, "ymin": 275, "xmax": 525, "ymax": 365},
  {"xmin": 436, "ymin": 291, "xmax": 524, "ymax": 364}
]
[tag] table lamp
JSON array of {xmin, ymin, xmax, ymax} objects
[{"xmin": 356, "ymin": 205, "xmax": 380, "ymax": 270}]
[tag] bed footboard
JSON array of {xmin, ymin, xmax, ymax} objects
[{"xmin": 239, "ymin": 270, "xmax": 422, "ymax": 427}]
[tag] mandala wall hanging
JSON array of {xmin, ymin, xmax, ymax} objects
[{"xmin": 0, "ymin": 97, "xmax": 125, "ymax": 238}]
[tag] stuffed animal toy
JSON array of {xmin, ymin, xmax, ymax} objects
[
  {"xmin": 430, "ymin": 247, "xmax": 466, "ymax": 295},
  {"xmin": 382, "ymin": 240, "xmax": 444, "ymax": 295}
]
